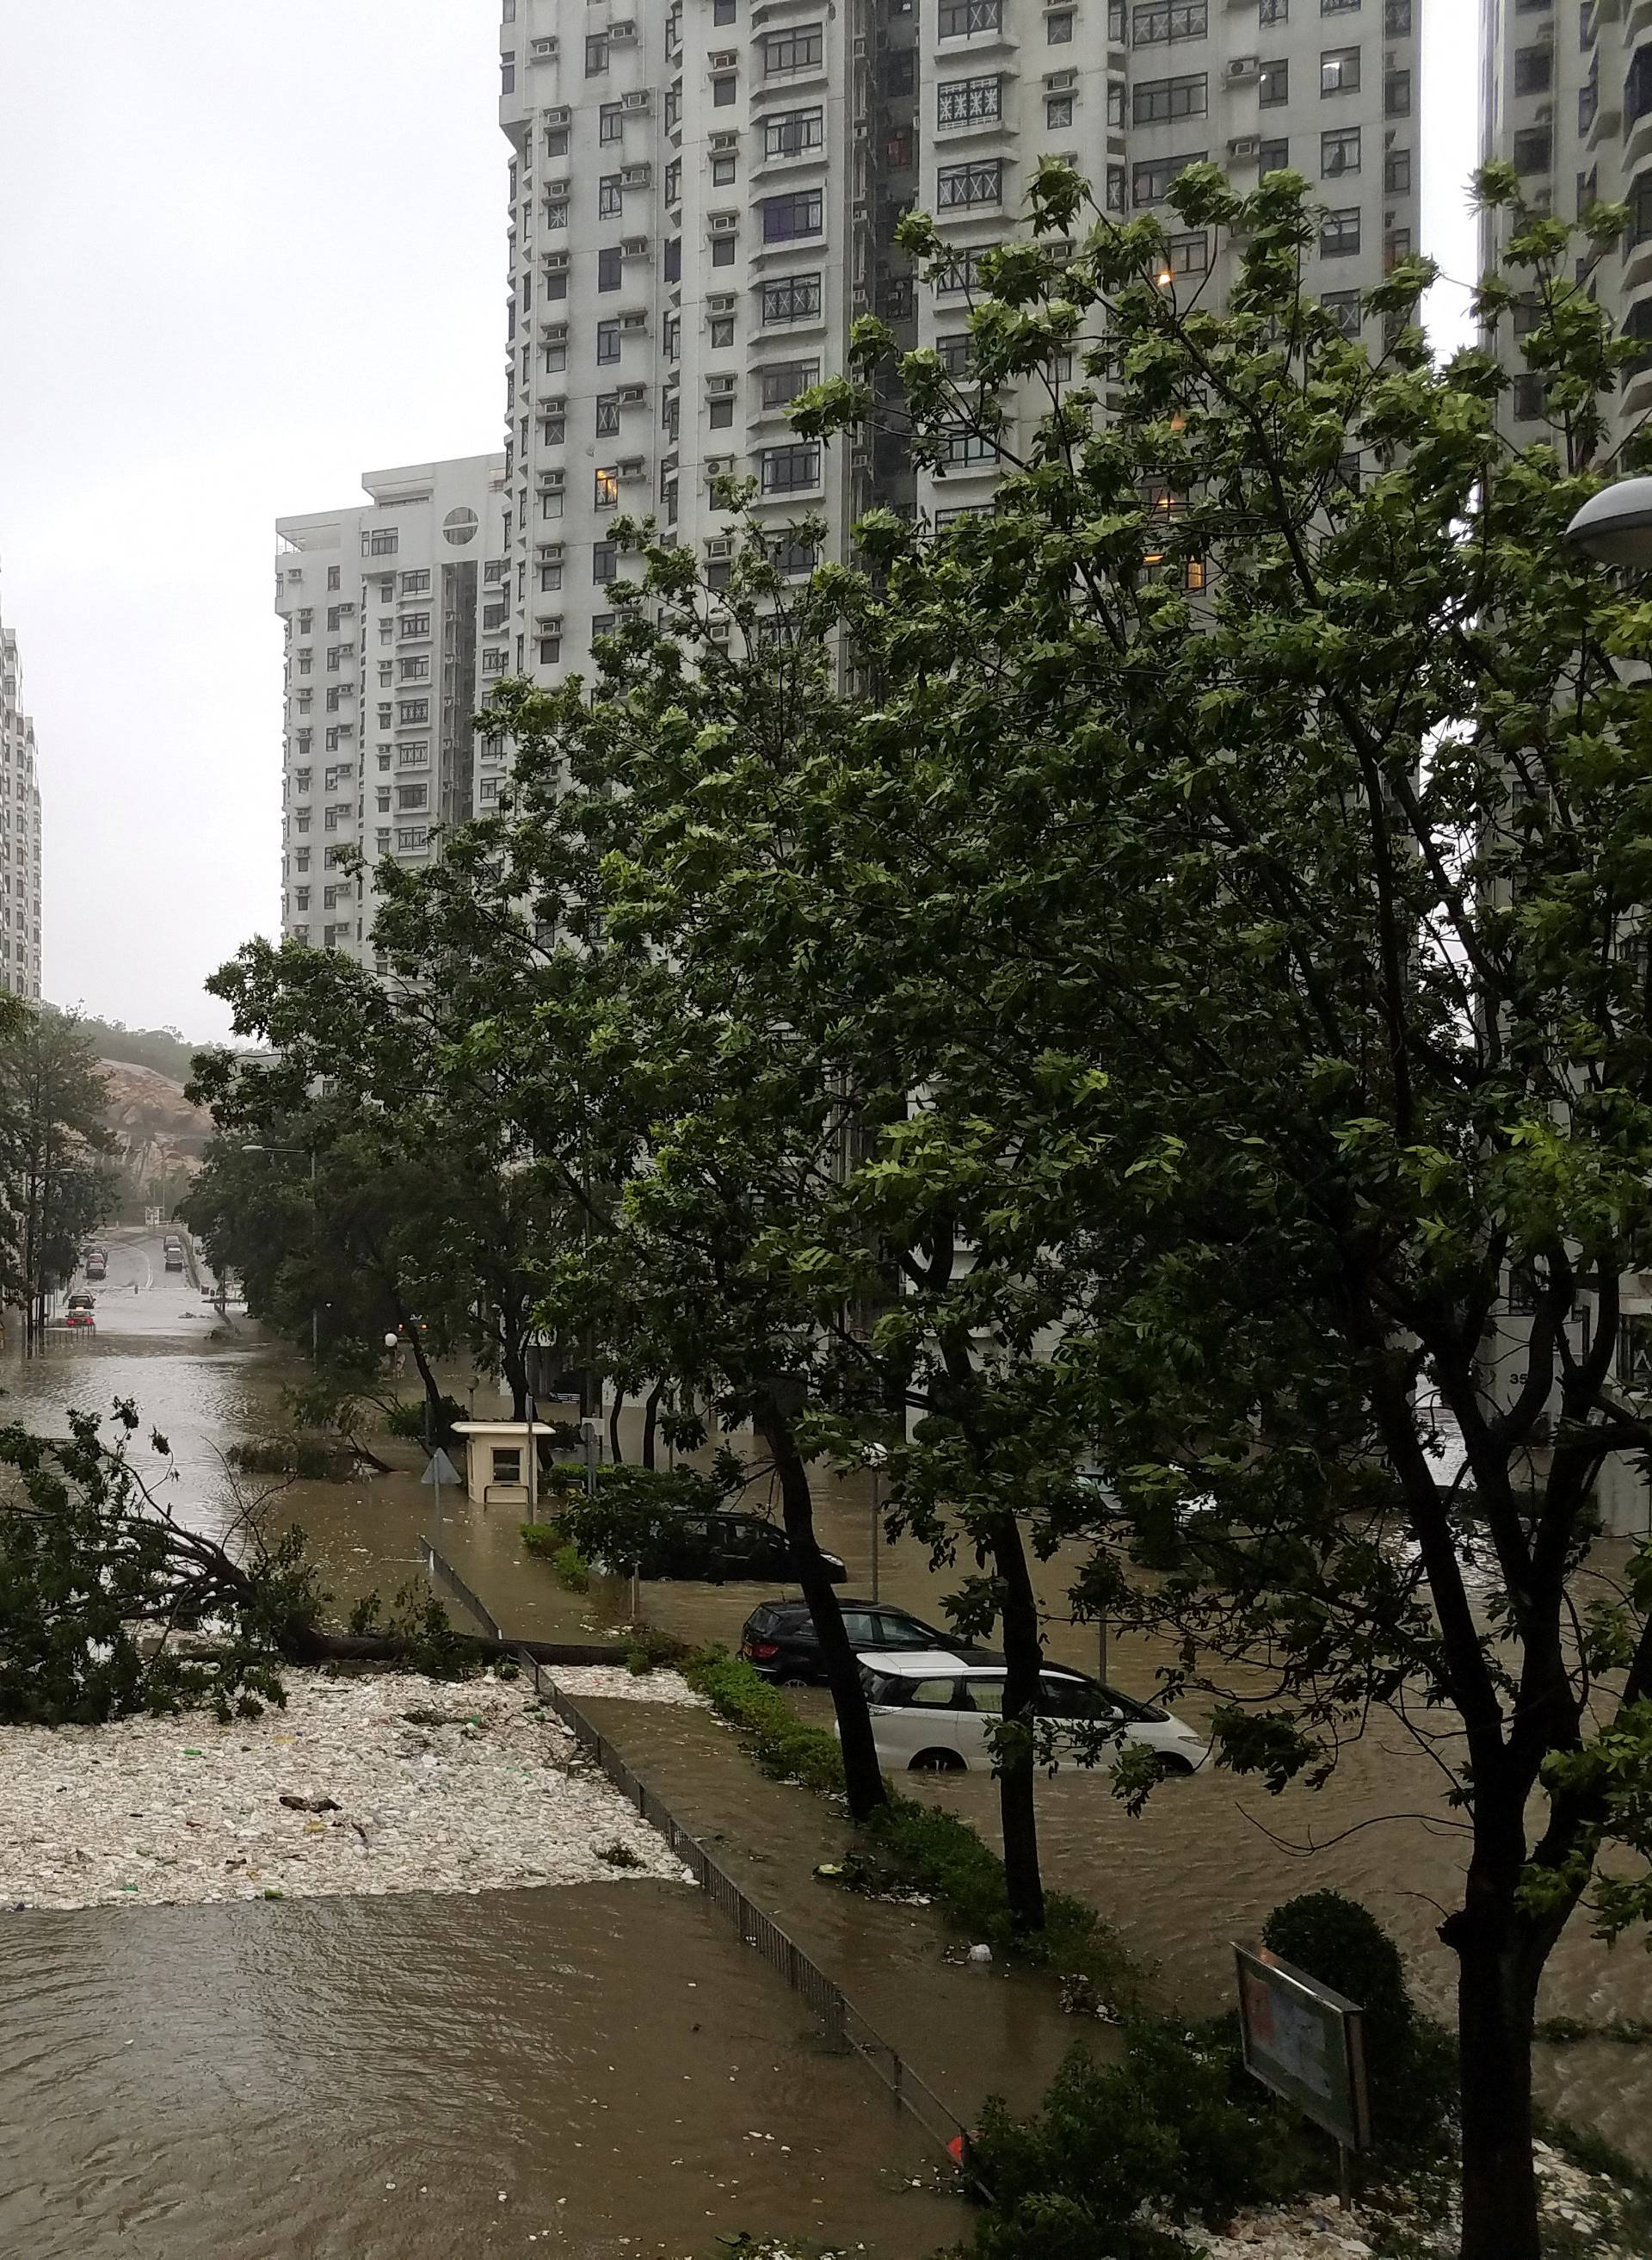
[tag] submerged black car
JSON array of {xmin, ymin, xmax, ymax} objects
[{"xmin": 739, "ymin": 1598, "xmax": 1001, "ymax": 1683}]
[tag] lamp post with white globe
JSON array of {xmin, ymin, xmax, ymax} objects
[{"xmin": 1566, "ymin": 477, "xmax": 1652, "ymax": 567}]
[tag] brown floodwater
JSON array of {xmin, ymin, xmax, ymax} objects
[{"xmin": 13, "ymin": 1228, "xmax": 1652, "ymax": 2186}]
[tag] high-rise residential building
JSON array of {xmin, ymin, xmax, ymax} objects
[
  {"xmin": 274, "ymin": 457, "xmax": 509, "ymax": 970},
  {"xmin": 1482, "ymin": 0, "xmax": 1649, "ymax": 441},
  {"xmin": 0, "ymin": 600, "xmax": 44, "ymax": 1003},
  {"xmin": 496, "ymin": 0, "xmax": 1421, "ymax": 678}
]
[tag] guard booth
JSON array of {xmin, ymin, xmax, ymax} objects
[{"xmin": 453, "ymin": 1420, "xmax": 562, "ymax": 1511}]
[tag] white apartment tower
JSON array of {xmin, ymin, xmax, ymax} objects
[
  {"xmin": 274, "ymin": 458, "xmax": 509, "ymax": 969},
  {"xmin": 1482, "ymin": 0, "xmax": 1651, "ymax": 440},
  {"xmin": 0, "ymin": 602, "xmax": 44, "ymax": 1003},
  {"xmin": 496, "ymin": 0, "xmax": 1422, "ymax": 679}
]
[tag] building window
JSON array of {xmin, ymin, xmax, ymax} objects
[
  {"xmin": 543, "ymin": 342, "xmax": 566, "ymax": 375},
  {"xmin": 761, "ymin": 271, "xmax": 823, "ymax": 323},
  {"xmin": 1046, "ymin": 10, "xmax": 1074, "ymax": 40},
  {"xmin": 1133, "ymin": 74, "xmax": 1208, "ymax": 124},
  {"xmin": 398, "ymin": 699, "xmax": 429, "ymax": 724},
  {"xmin": 773, "ymin": 535, "xmax": 818, "ymax": 574},
  {"xmin": 593, "ymin": 542, "xmax": 618, "ymax": 583},
  {"xmin": 1384, "ymin": 146, "xmax": 1412, "ymax": 195},
  {"xmin": 763, "ymin": 26, "xmax": 824, "ymax": 73},
  {"xmin": 760, "ymin": 442, "xmax": 822, "ymax": 493},
  {"xmin": 1133, "ymin": 154, "xmax": 1206, "ymax": 207},
  {"xmin": 540, "ymin": 491, "xmax": 564, "ymax": 521},
  {"xmin": 940, "ymin": 423, "xmax": 996, "ymax": 466},
  {"xmin": 937, "ymin": 73, "xmax": 1002, "ymax": 124},
  {"xmin": 598, "ymin": 245, "xmax": 623, "ymax": 292},
  {"xmin": 761, "ymin": 188, "xmax": 824, "ymax": 239},
  {"xmin": 586, "ymin": 33, "xmax": 609, "ymax": 73},
  {"xmin": 1321, "ymin": 0, "xmax": 1361, "ymax": 12},
  {"xmin": 595, "ymin": 466, "xmax": 620, "ymax": 508},
  {"xmin": 765, "ymin": 106, "xmax": 825, "ymax": 156},
  {"xmin": 1512, "ymin": 373, "xmax": 1549, "ymax": 422},
  {"xmin": 600, "ymin": 102, "xmax": 624, "ymax": 143},
  {"xmin": 1321, "ymin": 288, "xmax": 1361, "ymax": 336},
  {"xmin": 708, "ymin": 396, "xmax": 735, "ymax": 428},
  {"xmin": 1384, "ymin": 68, "xmax": 1413, "ymax": 117},
  {"xmin": 596, "ymin": 320, "xmax": 621, "ymax": 362},
  {"xmin": 1260, "ymin": 0, "xmax": 1288, "ymax": 20},
  {"xmin": 1047, "ymin": 92, "xmax": 1075, "ymax": 127},
  {"xmin": 709, "ymin": 71, "xmax": 736, "ymax": 105},
  {"xmin": 760, "ymin": 358, "xmax": 821, "ymax": 409},
  {"xmin": 1166, "ymin": 229, "xmax": 1209, "ymax": 275},
  {"xmin": 366, "ymin": 531, "xmax": 398, "ymax": 558},
  {"xmin": 1132, "ymin": 3, "xmax": 1209, "ymax": 44},
  {"xmin": 712, "ymin": 153, "xmax": 737, "ymax": 186},
  {"xmin": 938, "ymin": 0, "xmax": 1002, "ymax": 32},
  {"xmin": 1384, "ymin": 0, "xmax": 1410, "ymax": 25},
  {"xmin": 1259, "ymin": 58, "xmax": 1289, "ymax": 104},
  {"xmin": 1320, "ymin": 207, "xmax": 1361, "ymax": 257},
  {"xmin": 545, "ymin": 270, "xmax": 569, "ymax": 303},
  {"xmin": 715, "ymin": 0, "xmax": 737, "ymax": 18},
  {"xmin": 399, "ymin": 612, "xmax": 430, "ymax": 639},
  {"xmin": 937, "ymin": 158, "xmax": 1004, "ymax": 207},
  {"xmin": 934, "ymin": 244, "xmax": 996, "ymax": 293},
  {"xmin": 1322, "ymin": 126, "xmax": 1360, "ymax": 176},
  {"xmin": 1512, "ymin": 124, "xmax": 1551, "ymax": 174},
  {"xmin": 399, "ymin": 656, "xmax": 430, "ymax": 682},
  {"xmin": 712, "ymin": 234, "xmax": 737, "ymax": 266},
  {"xmin": 1321, "ymin": 46, "xmax": 1360, "ymax": 95},
  {"xmin": 595, "ymin": 393, "xmax": 623, "ymax": 437},
  {"xmin": 1513, "ymin": 44, "xmax": 1552, "ymax": 95},
  {"xmin": 546, "ymin": 125, "xmax": 569, "ymax": 158},
  {"xmin": 665, "ymin": 157, "xmax": 682, "ymax": 204},
  {"xmin": 1259, "ymin": 137, "xmax": 1290, "ymax": 170}
]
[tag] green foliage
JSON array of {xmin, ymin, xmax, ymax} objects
[
  {"xmin": 71, "ymin": 1014, "xmax": 206, "ymax": 1084},
  {"xmin": 225, "ymin": 1438, "xmax": 356, "ymax": 1481},
  {"xmin": 965, "ymin": 2031, "xmax": 1307, "ymax": 2260},
  {"xmin": 384, "ymin": 1393, "xmax": 468, "ymax": 1445},
  {"xmin": 345, "ymin": 1584, "xmax": 472, "ymax": 1676},
  {"xmin": 624, "ymin": 1625, "xmax": 692, "ymax": 1674},
  {"xmin": 1262, "ymin": 1892, "xmax": 1451, "ymax": 2148},
  {"xmin": 547, "ymin": 1464, "xmax": 774, "ymax": 1581},
  {"xmin": 685, "ymin": 1650, "xmax": 848, "ymax": 1795}
]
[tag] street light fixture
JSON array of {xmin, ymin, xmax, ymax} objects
[
  {"xmin": 242, "ymin": 1143, "xmax": 319, "ymax": 1364},
  {"xmin": 1565, "ymin": 477, "xmax": 1652, "ymax": 569}
]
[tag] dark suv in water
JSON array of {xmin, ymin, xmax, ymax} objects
[{"xmin": 739, "ymin": 1598, "xmax": 1001, "ymax": 1683}]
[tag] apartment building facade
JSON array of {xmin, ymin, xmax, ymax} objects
[
  {"xmin": 0, "ymin": 604, "xmax": 44, "ymax": 1003},
  {"xmin": 274, "ymin": 457, "xmax": 509, "ymax": 969},
  {"xmin": 1482, "ymin": 0, "xmax": 1652, "ymax": 441},
  {"xmin": 495, "ymin": 0, "xmax": 1421, "ymax": 672}
]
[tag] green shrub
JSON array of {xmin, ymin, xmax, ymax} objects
[
  {"xmin": 684, "ymin": 1650, "xmax": 847, "ymax": 1794},
  {"xmin": 384, "ymin": 1393, "xmax": 467, "ymax": 1444},
  {"xmin": 625, "ymin": 1625, "xmax": 692, "ymax": 1675},
  {"xmin": 1262, "ymin": 1890, "xmax": 1455, "ymax": 2151},
  {"xmin": 226, "ymin": 1438, "xmax": 354, "ymax": 1481},
  {"xmin": 967, "ymin": 2031, "xmax": 1307, "ymax": 2260}
]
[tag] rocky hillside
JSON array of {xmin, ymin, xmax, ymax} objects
[{"xmin": 100, "ymin": 1059, "xmax": 213, "ymax": 1212}]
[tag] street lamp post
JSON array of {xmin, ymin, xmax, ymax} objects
[
  {"xmin": 243, "ymin": 1144, "xmax": 319, "ymax": 1364},
  {"xmin": 1566, "ymin": 478, "xmax": 1652, "ymax": 568}
]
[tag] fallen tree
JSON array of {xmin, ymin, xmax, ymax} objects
[{"xmin": 0, "ymin": 1401, "xmax": 616, "ymax": 1726}]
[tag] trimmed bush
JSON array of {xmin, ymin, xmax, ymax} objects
[{"xmin": 685, "ymin": 1651, "xmax": 848, "ymax": 1795}]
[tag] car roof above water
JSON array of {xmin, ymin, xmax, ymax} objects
[{"xmin": 857, "ymin": 1652, "xmax": 1089, "ymax": 1681}]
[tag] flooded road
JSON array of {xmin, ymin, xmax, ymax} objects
[
  {"xmin": 10, "ymin": 1230, "xmax": 1652, "ymax": 2190},
  {"xmin": 0, "ymin": 1238, "xmax": 964, "ymax": 2257}
]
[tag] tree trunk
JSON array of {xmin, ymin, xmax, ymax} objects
[
  {"xmin": 1446, "ymin": 1906, "xmax": 1542, "ymax": 2260},
  {"xmin": 608, "ymin": 1386, "xmax": 626, "ymax": 1465},
  {"xmin": 642, "ymin": 1380, "xmax": 664, "ymax": 1470},
  {"xmin": 989, "ymin": 1510, "xmax": 1047, "ymax": 1932},
  {"xmin": 502, "ymin": 1335, "xmax": 530, "ymax": 1423},
  {"xmin": 755, "ymin": 1395, "xmax": 888, "ymax": 1822}
]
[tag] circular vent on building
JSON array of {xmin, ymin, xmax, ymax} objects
[{"xmin": 442, "ymin": 507, "xmax": 479, "ymax": 546}]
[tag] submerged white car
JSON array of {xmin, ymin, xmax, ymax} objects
[{"xmin": 856, "ymin": 1652, "xmax": 1209, "ymax": 1777}]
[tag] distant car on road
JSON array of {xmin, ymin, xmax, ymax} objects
[
  {"xmin": 740, "ymin": 1598, "xmax": 1001, "ymax": 1683},
  {"xmin": 84, "ymin": 1249, "xmax": 107, "ymax": 1281},
  {"xmin": 163, "ymin": 1245, "xmax": 184, "ymax": 1272},
  {"xmin": 64, "ymin": 1294, "xmax": 96, "ymax": 1331},
  {"xmin": 855, "ymin": 1654, "xmax": 1209, "ymax": 1777}
]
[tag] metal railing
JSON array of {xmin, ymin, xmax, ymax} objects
[
  {"xmin": 519, "ymin": 1651, "xmax": 989, "ymax": 2196},
  {"xmin": 422, "ymin": 1540, "xmax": 505, "ymax": 1640}
]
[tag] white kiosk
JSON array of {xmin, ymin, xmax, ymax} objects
[{"xmin": 452, "ymin": 1419, "xmax": 562, "ymax": 1511}]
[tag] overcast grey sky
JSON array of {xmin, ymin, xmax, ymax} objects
[{"xmin": 0, "ymin": 3, "xmax": 1480, "ymax": 1043}]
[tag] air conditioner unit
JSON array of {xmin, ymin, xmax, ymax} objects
[
  {"xmin": 705, "ymin": 456, "xmax": 735, "ymax": 476},
  {"xmin": 539, "ymin": 467, "xmax": 565, "ymax": 489},
  {"xmin": 546, "ymin": 177, "xmax": 570, "ymax": 200},
  {"xmin": 709, "ymin": 211, "xmax": 739, "ymax": 232},
  {"xmin": 540, "ymin": 393, "xmax": 567, "ymax": 415},
  {"xmin": 706, "ymin": 536, "xmax": 735, "ymax": 560},
  {"xmin": 530, "ymin": 36, "xmax": 558, "ymax": 59},
  {"xmin": 540, "ymin": 320, "xmax": 569, "ymax": 342},
  {"xmin": 617, "ymin": 457, "xmax": 645, "ymax": 479},
  {"xmin": 621, "ymin": 234, "xmax": 650, "ymax": 256},
  {"xmin": 611, "ymin": 20, "xmax": 638, "ymax": 42},
  {"xmin": 1045, "ymin": 68, "xmax": 1077, "ymax": 90},
  {"xmin": 543, "ymin": 250, "xmax": 570, "ymax": 271},
  {"xmin": 708, "ymin": 616, "xmax": 731, "ymax": 641},
  {"xmin": 1226, "ymin": 56, "xmax": 1260, "ymax": 83},
  {"xmin": 706, "ymin": 293, "xmax": 737, "ymax": 312},
  {"xmin": 622, "ymin": 89, "xmax": 651, "ymax": 111},
  {"xmin": 709, "ymin": 131, "xmax": 738, "ymax": 152},
  {"xmin": 620, "ymin": 308, "xmax": 649, "ymax": 330},
  {"xmin": 535, "ymin": 613, "xmax": 564, "ymax": 631},
  {"xmin": 710, "ymin": 48, "xmax": 739, "ymax": 68},
  {"xmin": 852, "ymin": 34, "xmax": 868, "ymax": 59},
  {"xmin": 535, "ymin": 540, "xmax": 564, "ymax": 559},
  {"xmin": 619, "ymin": 382, "xmax": 647, "ymax": 404},
  {"xmin": 543, "ymin": 105, "xmax": 570, "ymax": 125},
  {"xmin": 706, "ymin": 374, "xmax": 737, "ymax": 395},
  {"xmin": 1227, "ymin": 135, "xmax": 1261, "ymax": 160},
  {"xmin": 620, "ymin": 163, "xmax": 652, "ymax": 187}
]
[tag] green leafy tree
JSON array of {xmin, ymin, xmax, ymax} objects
[{"xmin": 0, "ymin": 1008, "xmax": 117, "ymax": 1343}]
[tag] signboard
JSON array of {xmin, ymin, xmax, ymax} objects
[
  {"xmin": 421, "ymin": 1448, "xmax": 462, "ymax": 1489},
  {"xmin": 1234, "ymin": 1946, "xmax": 1370, "ymax": 2154}
]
